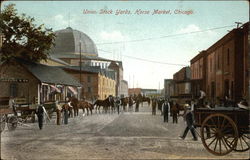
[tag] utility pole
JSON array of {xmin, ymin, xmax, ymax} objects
[
  {"xmin": 235, "ymin": 22, "xmax": 242, "ymax": 28},
  {"xmin": 133, "ymin": 75, "xmax": 134, "ymax": 95},
  {"xmin": 79, "ymin": 34, "xmax": 82, "ymax": 99}
]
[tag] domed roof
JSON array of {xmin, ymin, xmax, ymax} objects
[{"xmin": 50, "ymin": 27, "xmax": 98, "ymax": 57}]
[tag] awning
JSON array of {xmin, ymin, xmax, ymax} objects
[
  {"xmin": 68, "ymin": 86, "xmax": 77, "ymax": 95},
  {"xmin": 50, "ymin": 85, "xmax": 61, "ymax": 93}
]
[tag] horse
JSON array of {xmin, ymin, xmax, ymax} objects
[
  {"xmin": 137, "ymin": 96, "xmax": 151, "ymax": 107},
  {"xmin": 94, "ymin": 96, "xmax": 114, "ymax": 114},
  {"xmin": 78, "ymin": 100, "xmax": 94, "ymax": 116},
  {"xmin": 120, "ymin": 97, "xmax": 129, "ymax": 111},
  {"xmin": 69, "ymin": 97, "xmax": 79, "ymax": 117}
]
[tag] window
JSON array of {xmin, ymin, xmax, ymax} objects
[
  {"xmin": 10, "ymin": 83, "xmax": 18, "ymax": 97},
  {"xmin": 227, "ymin": 49, "xmax": 230, "ymax": 65},
  {"xmin": 87, "ymin": 76, "xmax": 91, "ymax": 83},
  {"xmin": 217, "ymin": 54, "xmax": 220, "ymax": 69},
  {"xmin": 210, "ymin": 58, "xmax": 212, "ymax": 72},
  {"xmin": 88, "ymin": 87, "xmax": 92, "ymax": 93}
]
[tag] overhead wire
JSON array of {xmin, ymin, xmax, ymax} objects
[
  {"xmin": 95, "ymin": 25, "xmax": 235, "ymax": 45},
  {"xmin": 97, "ymin": 24, "xmax": 237, "ymax": 66},
  {"xmin": 98, "ymin": 49, "xmax": 188, "ymax": 66}
]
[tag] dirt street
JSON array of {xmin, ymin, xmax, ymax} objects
[{"xmin": 1, "ymin": 103, "xmax": 249, "ymax": 159}]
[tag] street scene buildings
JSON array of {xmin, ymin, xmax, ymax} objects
[{"xmin": 0, "ymin": 1, "xmax": 249, "ymax": 160}]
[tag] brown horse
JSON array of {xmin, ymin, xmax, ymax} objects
[
  {"xmin": 121, "ymin": 97, "xmax": 129, "ymax": 111},
  {"xmin": 94, "ymin": 96, "xmax": 114, "ymax": 113},
  {"xmin": 68, "ymin": 97, "xmax": 79, "ymax": 117},
  {"xmin": 78, "ymin": 100, "xmax": 94, "ymax": 115},
  {"xmin": 136, "ymin": 95, "xmax": 150, "ymax": 107}
]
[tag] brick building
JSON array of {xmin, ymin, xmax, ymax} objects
[
  {"xmin": 164, "ymin": 79, "xmax": 175, "ymax": 98},
  {"xmin": 108, "ymin": 61, "xmax": 128, "ymax": 97},
  {"xmin": 190, "ymin": 50, "xmax": 207, "ymax": 98},
  {"xmin": 190, "ymin": 22, "xmax": 249, "ymax": 102},
  {"xmin": 62, "ymin": 66, "xmax": 116, "ymax": 101},
  {"xmin": 206, "ymin": 23, "xmax": 248, "ymax": 102},
  {"xmin": 128, "ymin": 88, "xmax": 141, "ymax": 96},
  {"xmin": 173, "ymin": 67, "xmax": 191, "ymax": 98}
]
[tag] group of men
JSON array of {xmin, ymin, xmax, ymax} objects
[
  {"xmin": 153, "ymin": 98, "xmax": 198, "ymax": 141},
  {"xmin": 152, "ymin": 98, "xmax": 180, "ymax": 123}
]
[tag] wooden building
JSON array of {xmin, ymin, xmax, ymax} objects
[{"xmin": 0, "ymin": 59, "xmax": 82, "ymax": 104}]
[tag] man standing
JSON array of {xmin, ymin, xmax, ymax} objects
[
  {"xmin": 152, "ymin": 98, "xmax": 157, "ymax": 115},
  {"xmin": 36, "ymin": 105, "xmax": 44, "ymax": 130},
  {"xmin": 162, "ymin": 99, "xmax": 169, "ymax": 122},
  {"xmin": 55, "ymin": 101, "xmax": 62, "ymax": 125},
  {"xmin": 115, "ymin": 97, "xmax": 121, "ymax": 114},
  {"xmin": 128, "ymin": 96, "xmax": 134, "ymax": 112},
  {"xmin": 171, "ymin": 101, "xmax": 179, "ymax": 123},
  {"xmin": 199, "ymin": 90, "xmax": 206, "ymax": 107},
  {"xmin": 135, "ymin": 98, "xmax": 140, "ymax": 112}
]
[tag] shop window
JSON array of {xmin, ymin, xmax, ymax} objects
[{"xmin": 10, "ymin": 83, "xmax": 18, "ymax": 97}]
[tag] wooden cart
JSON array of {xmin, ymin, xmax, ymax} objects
[
  {"xmin": 0, "ymin": 97, "xmax": 18, "ymax": 132},
  {"xmin": 194, "ymin": 107, "xmax": 250, "ymax": 156}
]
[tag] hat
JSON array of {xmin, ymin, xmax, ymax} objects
[{"xmin": 238, "ymin": 100, "xmax": 249, "ymax": 110}]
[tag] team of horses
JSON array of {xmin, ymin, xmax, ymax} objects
[
  {"xmin": 59, "ymin": 95, "xmax": 191, "ymax": 119},
  {"xmin": 60, "ymin": 94, "xmax": 152, "ymax": 117}
]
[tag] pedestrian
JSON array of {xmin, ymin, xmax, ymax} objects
[
  {"xmin": 55, "ymin": 101, "xmax": 62, "ymax": 125},
  {"xmin": 128, "ymin": 96, "xmax": 134, "ymax": 112},
  {"xmin": 115, "ymin": 97, "xmax": 121, "ymax": 114},
  {"xmin": 135, "ymin": 98, "xmax": 140, "ymax": 112},
  {"xmin": 152, "ymin": 98, "xmax": 157, "ymax": 115},
  {"xmin": 199, "ymin": 90, "xmax": 206, "ymax": 107},
  {"xmin": 179, "ymin": 100, "xmax": 198, "ymax": 141},
  {"xmin": 36, "ymin": 105, "xmax": 44, "ymax": 130},
  {"xmin": 162, "ymin": 99, "xmax": 169, "ymax": 122},
  {"xmin": 62, "ymin": 103, "xmax": 69, "ymax": 125},
  {"xmin": 171, "ymin": 101, "xmax": 179, "ymax": 123}
]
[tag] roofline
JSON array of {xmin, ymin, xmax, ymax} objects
[{"xmin": 190, "ymin": 50, "xmax": 207, "ymax": 64}]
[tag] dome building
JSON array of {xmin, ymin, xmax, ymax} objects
[
  {"xmin": 49, "ymin": 27, "xmax": 128, "ymax": 98},
  {"xmin": 50, "ymin": 27, "xmax": 111, "ymax": 68},
  {"xmin": 50, "ymin": 27, "xmax": 98, "ymax": 57}
]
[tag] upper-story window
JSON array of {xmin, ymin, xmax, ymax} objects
[
  {"xmin": 210, "ymin": 58, "xmax": 212, "ymax": 72},
  {"xmin": 217, "ymin": 53, "xmax": 220, "ymax": 69},
  {"xmin": 88, "ymin": 87, "xmax": 92, "ymax": 93},
  {"xmin": 227, "ymin": 48, "xmax": 230, "ymax": 65},
  {"xmin": 87, "ymin": 76, "xmax": 91, "ymax": 83}
]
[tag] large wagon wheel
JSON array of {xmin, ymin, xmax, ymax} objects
[
  {"xmin": 201, "ymin": 113, "xmax": 238, "ymax": 156},
  {"xmin": 0, "ymin": 115, "xmax": 7, "ymax": 133},
  {"xmin": 232, "ymin": 129, "xmax": 250, "ymax": 152},
  {"xmin": 7, "ymin": 115, "xmax": 18, "ymax": 131}
]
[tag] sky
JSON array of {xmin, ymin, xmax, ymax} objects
[{"xmin": 3, "ymin": 0, "xmax": 249, "ymax": 89}]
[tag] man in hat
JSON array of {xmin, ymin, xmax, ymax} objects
[
  {"xmin": 162, "ymin": 99, "xmax": 170, "ymax": 122},
  {"xmin": 179, "ymin": 100, "xmax": 197, "ymax": 141},
  {"xmin": 238, "ymin": 99, "xmax": 249, "ymax": 110},
  {"xmin": 36, "ymin": 105, "xmax": 44, "ymax": 130}
]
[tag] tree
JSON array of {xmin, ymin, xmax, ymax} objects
[{"xmin": 0, "ymin": 4, "xmax": 55, "ymax": 63}]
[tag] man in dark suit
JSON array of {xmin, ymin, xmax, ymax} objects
[{"xmin": 162, "ymin": 99, "xmax": 169, "ymax": 122}]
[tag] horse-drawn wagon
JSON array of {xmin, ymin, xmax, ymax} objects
[
  {"xmin": 194, "ymin": 107, "xmax": 249, "ymax": 156},
  {"xmin": 0, "ymin": 97, "xmax": 18, "ymax": 132}
]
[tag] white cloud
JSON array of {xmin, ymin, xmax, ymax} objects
[
  {"xmin": 54, "ymin": 14, "xmax": 68, "ymax": 27},
  {"xmin": 100, "ymin": 31, "xmax": 125, "ymax": 41},
  {"xmin": 177, "ymin": 24, "xmax": 201, "ymax": 34}
]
